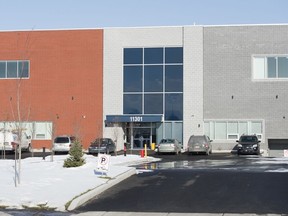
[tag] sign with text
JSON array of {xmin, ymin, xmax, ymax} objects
[
  {"xmin": 106, "ymin": 115, "xmax": 163, "ymax": 123},
  {"xmin": 97, "ymin": 154, "xmax": 110, "ymax": 173}
]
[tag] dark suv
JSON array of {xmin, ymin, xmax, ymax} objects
[{"xmin": 236, "ymin": 135, "xmax": 261, "ymax": 155}]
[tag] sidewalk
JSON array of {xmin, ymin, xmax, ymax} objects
[{"xmin": 74, "ymin": 212, "xmax": 284, "ymax": 216}]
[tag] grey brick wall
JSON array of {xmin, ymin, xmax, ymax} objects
[{"xmin": 204, "ymin": 25, "xmax": 288, "ymax": 151}]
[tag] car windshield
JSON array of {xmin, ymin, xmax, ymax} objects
[
  {"xmin": 240, "ymin": 136, "xmax": 257, "ymax": 142},
  {"xmin": 160, "ymin": 139, "xmax": 174, "ymax": 144},
  {"xmin": 54, "ymin": 137, "xmax": 69, "ymax": 143},
  {"xmin": 91, "ymin": 139, "xmax": 109, "ymax": 146},
  {"xmin": 189, "ymin": 136, "xmax": 206, "ymax": 144}
]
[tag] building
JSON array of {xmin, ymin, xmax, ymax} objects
[
  {"xmin": 1, "ymin": 24, "xmax": 288, "ymax": 156},
  {"xmin": 0, "ymin": 29, "xmax": 103, "ymax": 149}
]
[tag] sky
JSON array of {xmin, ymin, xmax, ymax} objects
[{"xmin": 0, "ymin": 0, "xmax": 288, "ymax": 31}]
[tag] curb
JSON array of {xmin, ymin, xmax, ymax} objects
[{"xmin": 66, "ymin": 167, "xmax": 136, "ymax": 211}]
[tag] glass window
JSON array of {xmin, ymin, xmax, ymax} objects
[
  {"xmin": 267, "ymin": 57, "xmax": 276, "ymax": 78},
  {"xmin": 124, "ymin": 48, "xmax": 143, "ymax": 64},
  {"xmin": 7, "ymin": 61, "xmax": 17, "ymax": 78},
  {"xmin": 144, "ymin": 94, "xmax": 163, "ymax": 114},
  {"xmin": 204, "ymin": 122, "xmax": 210, "ymax": 137},
  {"xmin": 165, "ymin": 93, "xmax": 183, "ymax": 121},
  {"xmin": 215, "ymin": 122, "xmax": 227, "ymax": 139},
  {"xmin": 165, "ymin": 65, "xmax": 183, "ymax": 92},
  {"xmin": 123, "ymin": 94, "xmax": 142, "ymax": 114},
  {"xmin": 173, "ymin": 122, "xmax": 183, "ymax": 144},
  {"xmin": 253, "ymin": 57, "xmax": 265, "ymax": 79},
  {"xmin": 124, "ymin": 66, "xmax": 142, "ymax": 92},
  {"xmin": 205, "ymin": 121, "xmax": 262, "ymax": 141},
  {"xmin": 34, "ymin": 122, "xmax": 52, "ymax": 140},
  {"xmin": 164, "ymin": 122, "xmax": 172, "ymax": 139},
  {"xmin": 18, "ymin": 61, "xmax": 29, "ymax": 78},
  {"xmin": 227, "ymin": 122, "xmax": 238, "ymax": 134},
  {"xmin": 144, "ymin": 65, "xmax": 163, "ymax": 92},
  {"xmin": 165, "ymin": 47, "xmax": 183, "ymax": 63},
  {"xmin": 254, "ymin": 56, "xmax": 288, "ymax": 79},
  {"xmin": 278, "ymin": 57, "xmax": 288, "ymax": 78},
  {"xmin": 238, "ymin": 122, "xmax": 248, "ymax": 135},
  {"xmin": 144, "ymin": 48, "xmax": 163, "ymax": 64},
  {"xmin": 0, "ymin": 62, "xmax": 6, "ymax": 78},
  {"xmin": 251, "ymin": 121, "xmax": 262, "ymax": 134},
  {"xmin": 156, "ymin": 123, "xmax": 163, "ymax": 144}
]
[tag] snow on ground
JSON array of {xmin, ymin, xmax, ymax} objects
[
  {"xmin": 0, "ymin": 154, "xmax": 159, "ymax": 211},
  {"xmin": 247, "ymin": 156, "xmax": 288, "ymax": 172}
]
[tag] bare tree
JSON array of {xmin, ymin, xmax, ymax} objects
[
  {"xmin": 112, "ymin": 119, "xmax": 124, "ymax": 156},
  {"xmin": 8, "ymin": 31, "xmax": 33, "ymax": 186},
  {"xmin": 48, "ymin": 118, "xmax": 57, "ymax": 162}
]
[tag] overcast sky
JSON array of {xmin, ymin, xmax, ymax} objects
[{"xmin": 1, "ymin": 0, "xmax": 287, "ymax": 31}]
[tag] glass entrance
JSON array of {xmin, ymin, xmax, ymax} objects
[
  {"xmin": 125, "ymin": 122, "xmax": 156, "ymax": 149},
  {"xmin": 133, "ymin": 128, "xmax": 151, "ymax": 149}
]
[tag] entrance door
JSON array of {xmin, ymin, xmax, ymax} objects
[{"xmin": 133, "ymin": 128, "xmax": 151, "ymax": 149}]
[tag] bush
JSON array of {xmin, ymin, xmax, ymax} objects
[{"xmin": 63, "ymin": 140, "xmax": 85, "ymax": 168}]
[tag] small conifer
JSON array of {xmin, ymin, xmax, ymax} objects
[{"xmin": 63, "ymin": 140, "xmax": 85, "ymax": 168}]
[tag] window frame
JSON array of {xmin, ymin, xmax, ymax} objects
[
  {"xmin": 204, "ymin": 120, "xmax": 264, "ymax": 142},
  {"xmin": 252, "ymin": 55, "xmax": 288, "ymax": 80},
  {"xmin": 0, "ymin": 60, "xmax": 30, "ymax": 79},
  {"xmin": 123, "ymin": 47, "xmax": 183, "ymax": 121}
]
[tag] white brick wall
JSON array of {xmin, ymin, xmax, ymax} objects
[
  {"xmin": 183, "ymin": 26, "xmax": 204, "ymax": 149},
  {"xmin": 103, "ymin": 26, "xmax": 184, "ymax": 149}
]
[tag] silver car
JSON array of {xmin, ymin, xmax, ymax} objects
[
  {"xmin": 188, "ymin": 135, "xmax": 213, "ymax": 155},
  {"xmin": 157, "ymin": 139, "xmax": 181, "ymax": 155},
  {"xmin": 53, "ymin": 135, "xmax": 76, "ymax": 154}
]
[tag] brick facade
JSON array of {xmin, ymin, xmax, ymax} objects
[{"xmin": 0, "ymin": 29, "xmax": 103, "ymax": 149}]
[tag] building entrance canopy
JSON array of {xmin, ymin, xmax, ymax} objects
[{"xmin": 106, "ymin": 115, "xmax": 163, "ymax": 123}]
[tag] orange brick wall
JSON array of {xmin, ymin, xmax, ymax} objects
[{"xmin": 0, "ymin": 29, "xmax": 103, "ymax": 149}]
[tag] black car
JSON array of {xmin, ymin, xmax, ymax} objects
[
  {"xmin": 88, "ymin": 138, "xmax": 116, "ymax": 155},
  {"xmin": 236, "ymin": 135, "xmax": 261, "ymax": 155}
]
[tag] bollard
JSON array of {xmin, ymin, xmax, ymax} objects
[
  {"xmin": 42, "ymin": 147, "xmax": 46, "ymax": 160},
  {"xmin": 140, "ymin": 149, "xmax": 144, "ymax": 158}
]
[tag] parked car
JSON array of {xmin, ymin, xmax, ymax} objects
[
  {"xmin": 157, "ymin": 139, "xmax": 182, "ymax": 155},
  {"xmin": 0, "ymin": 130, "xmax": 31, "ymax": 152},
  {"xmin": 236, "ymin": 134, "xmax": 260, "ymax": 155},
  {"xmin": 88, "ymin": 138, "xmax": 116, "ymax": 155},
  {"xmin": 53, "ymin": 135, "xmax": 76, "ymax": 154},
  {"xmin": 187, "ymin": 135, "xmax": 212, "ymax": 155}
]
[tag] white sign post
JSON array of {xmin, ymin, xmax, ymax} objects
[
  {"xmin": 97, "ymin": 154, "xmax": 110, "ymax": 176},
  {"xmin": 284, "ymin": 149, "xmax": 288, "ymax": 157}
]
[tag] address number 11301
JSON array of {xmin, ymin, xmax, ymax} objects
[{"xmin": 130, "ymin": 116, "xmax": 143, "ymax": 122}]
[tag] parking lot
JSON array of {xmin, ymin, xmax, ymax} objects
[{"xmin": 76, "ymin": 152, "xmax": 288, "ymax": 214}]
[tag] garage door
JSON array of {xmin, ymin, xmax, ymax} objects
[{"xmin": 268, "ymin": 139, "xmax": 288, "ymax": 157}]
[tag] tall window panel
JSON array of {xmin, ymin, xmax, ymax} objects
[{"xmin": 123, "ymin": 47, "xmax": 183, "ymax": 121}]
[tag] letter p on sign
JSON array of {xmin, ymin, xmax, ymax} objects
[{"xmin": 97, "ymin": 154, "xmax": 110, "ymax": 172}]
